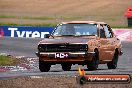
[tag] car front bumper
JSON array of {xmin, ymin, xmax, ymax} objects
[{"xmin": 36, "ymin": 52, "xmax": 95, "ymax": 57}]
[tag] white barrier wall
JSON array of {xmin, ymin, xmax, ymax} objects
[{"xmin": 113, "ymin": 29, "xmax": 132, "ymax": 41}]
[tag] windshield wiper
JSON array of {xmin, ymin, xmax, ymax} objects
[
  {"xmin": 61, "ymin": 34, "xmax": 92, "ymax": 36},
  {"xmin": 54, "ymin": 34, "xmax": 96, "ymax": 37},
  {"xmin": 61, "ymin": 35, "xmax": 75, "ymax": 36}
]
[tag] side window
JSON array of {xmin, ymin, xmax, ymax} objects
[
  {"xmin": 100, "ymin": 25, "xmax": 106, "ymax": 38},
  {"xmin": 104, "ymin": 25, "xmax": 113, "ymax": 38}
]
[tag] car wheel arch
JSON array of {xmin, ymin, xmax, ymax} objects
[
  {"xmin": 94, "ymin": 48, "xmax": 99, "ymax": 58},
  {"xmin": 115, "ymin": 48, "xmax": 119, "ymax": 55}
]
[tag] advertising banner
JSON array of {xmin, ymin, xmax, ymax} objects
[{"xmin": 0, "ymin": 26, "xmax": 54, "ymax": 38}]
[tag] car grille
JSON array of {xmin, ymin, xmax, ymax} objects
[{"xmin": 38, "ymin": 44, "xmax": 88, "ymax": 52}]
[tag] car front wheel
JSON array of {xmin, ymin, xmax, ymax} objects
[
  {"xmin": 87, "ymin": 51, "xmax": 99, "ymax": 71},
  {"xmin": 61, "ymin": 64, "xmax": 72, "ymax": 71},
  {"xmin": 107, "ymin": 51, "xmax": 119, "ymax": 69},
  {"xmin": 39, "ymin": 60, "xmax": 51, "ymax": 72}
]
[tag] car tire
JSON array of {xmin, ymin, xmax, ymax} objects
[
  {"xmin": 61, "ymin": 64, "xmax": 72, "ymax": 71},
  {"xmin": 87, "ymin": 51, "xmax": 99, "ymax": 71},
  {"xmin": 39, "ymin": 60, "xmax": 51, "ymax": 72},
  {"xmin": 107, "ymin": 51, "xmax": 119, "ymax": 69}
]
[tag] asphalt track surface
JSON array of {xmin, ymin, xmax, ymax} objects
[{"xmin": 0, "ymin": 37, "xmax": 132, "ymax": 78}]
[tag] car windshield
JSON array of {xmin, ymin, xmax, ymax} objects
[{"xmin": 52, "ymin": 23, "xmax": 98, "ymax": 36}]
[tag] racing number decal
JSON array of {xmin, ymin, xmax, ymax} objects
[{"xmin": 55, "ymin": 53, "xmax": 69, "ymax": 58}]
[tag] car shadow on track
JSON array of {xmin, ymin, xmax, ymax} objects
[{"xmin": 49, "ymin": 67, "xmax": 127, "ymax": 72}]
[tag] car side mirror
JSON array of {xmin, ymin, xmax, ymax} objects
[
  {"xmin": 44, "ymin": 34, "xmax": 50, "ymax": 38},
  {"xmin": 108, "ymin": 25, "xmax": 112, "ymax": 31}
]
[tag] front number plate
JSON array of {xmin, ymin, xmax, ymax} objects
[{"xmin": 55, "ymin": 53, "xmax": 69, "ymax": 58}]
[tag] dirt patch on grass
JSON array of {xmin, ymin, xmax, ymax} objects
[{"xmin": 0, "ymin": 76, "xmax": 131, "ymax": 88}]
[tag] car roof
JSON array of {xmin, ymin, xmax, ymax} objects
[{"xmin": 61, "ymin": 21, "xmax": 107, "ymax": 25}]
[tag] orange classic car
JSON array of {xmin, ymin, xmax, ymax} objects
[{"xmin": 36, "ymin": 21, "xmax": 123, "ymax": 72}]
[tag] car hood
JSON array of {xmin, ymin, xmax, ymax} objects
[{"xmin": 39, "ymin": 37, "xmax": 91, "ymax": 44}]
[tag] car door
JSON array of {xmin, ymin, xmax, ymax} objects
[{"xmin": 99, "ymin": 24, "xmax": 115, "ymax": 61}]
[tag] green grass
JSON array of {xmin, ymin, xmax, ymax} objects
[
  {"xmin": 0, "ymin": 15, "xmax": 83, "ymax": 21},
  {"xmin": 0, "ymin": 15, "xmax": 132, "ymax": 28},
  {"xmin": 0, "ymin": 55, "xmax": 19, "ymax": 66},
  {"xmin": 0, "ymin": 15, "xmax": 131, "ymax": 28},
  {"xmin": 0, "ymin": 23, "xmax": 56, "ymax": 27},
  {"xmin": 112, "ymin": 25, "xmax": 132, "ymax": 28},
  {"xmin": 0, "ymin": 22, "xmax": 132, "ymax": 28},
  {"xmin": 0, "ymin": 15, "xmax": 53, "ymax": 20}
]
